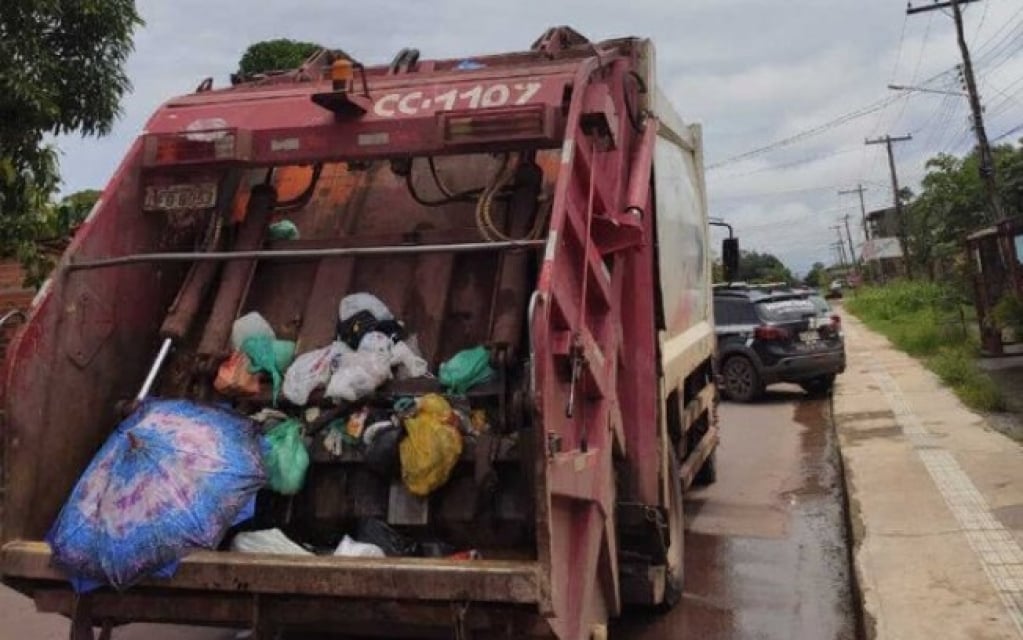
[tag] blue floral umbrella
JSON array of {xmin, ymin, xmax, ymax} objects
[{"xmin": 47, "ymin": 399, "xmax": 267, "ymax": 591}]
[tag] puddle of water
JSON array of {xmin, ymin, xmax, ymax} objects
[{"xmin": 616, "ymin": 395, "xmax": 860, "ymax": 639}]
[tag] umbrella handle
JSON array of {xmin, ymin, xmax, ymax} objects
[{"xmin": 136, "ymin": 337, "xmax": 173, "ymax": 403}]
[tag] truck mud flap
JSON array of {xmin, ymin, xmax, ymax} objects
[{"xmin": 2, "ymin": 541, "xmax": 551, "ymax": 637}]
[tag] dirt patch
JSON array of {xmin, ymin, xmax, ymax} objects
[
  {"xmin": 992, "ymin": 504, "xmax": 1023, "ymax": 529},
  {"xmin": 842, "ymin": 426, "xmax": 903, "ymax": 444}
]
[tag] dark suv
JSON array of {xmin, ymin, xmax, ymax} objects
[{"xmin": 713, "ymin": 287, "xmax": 845, "ymax": 401}]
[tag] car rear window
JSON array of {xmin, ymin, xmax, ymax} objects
[
  {"xmin": 809, "ymin": 295, "xmax": 831, "ymax": 315},
  {"xmin": 755, "ymin": 297, "xmax": 818, "ymax": 322}
]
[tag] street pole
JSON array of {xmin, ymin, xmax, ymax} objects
[
  {"xmin": 866, "ymin": 134, "xmax": 913, "ymax": 278},
  {"xmin": 832, "ymin": 228, "xmax": 848, "ymax": 267},
  {"xmin": 838, "ymin": 184, "xmax": 869, "ymax": 240},
  {"xmin": 842, "ymin": 213, "xmax": 858, "ymax": 265},
  {"xmin": 908, "ymin": 0, "xmax": 1004, "ymax": 222},
  {"xmin": 833, "ymin": 242, "xmax": 847, "ymax": 267}
]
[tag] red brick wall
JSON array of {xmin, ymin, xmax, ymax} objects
[{"xmin": 0, "ymin": 260, "xmax": 33, "ymax": 366}]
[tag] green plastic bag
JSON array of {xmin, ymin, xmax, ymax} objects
[
  {"xmin": 439, "ymin": 346, "xmax": 494, "ymax": 394},
  {"xmin": 242, "ymin": 335, "xmax": 283, "ymax": 405},
  {"xmin": 268, "ymin": 220, "xmax": 300, "ymax": 240},
  {"xmin": 262, "ymin": 419, "xmax": 309, "ymax": 495},
  {"xmin": 272, "ymin": 339, "xmax": 296, "ymax": 372}
]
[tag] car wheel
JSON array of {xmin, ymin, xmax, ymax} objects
[
  {"xmin": 722, "ymin": 356, "xmax": 761, "ymax": 402},
  {"xmin": 800, "ymin": 374, "xmax": 836, "ymax": 396}
]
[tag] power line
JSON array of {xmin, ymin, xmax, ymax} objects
[
  {"xmin": 706, "ymin": 96, "xmax": 901, "ymax": 169},
  {"xmin": 888, "ymin": 12, "xmax": 911, "ymax": 84},
  {"xmin": 992, "ymin": 122, "xmax": 1023, "ymax": 143},
  {"xmin": 971, "ymin": 0, "xmax": 990, "ymax": 42},
  {"xmin": 910, "ymin": 0, "xmax": 1004, "ymax": 222},
  {"xmin": 972, "ymin": 3, "xmax": 1023, "ymax": 55},
  {"xmin": 708, "ymin": 146, "xmax": 862, "ymax": 180}
]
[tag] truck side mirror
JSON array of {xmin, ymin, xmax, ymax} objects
[{"xmin": 722, "ymin": 237, "xmax": 739, "ymax": 282}]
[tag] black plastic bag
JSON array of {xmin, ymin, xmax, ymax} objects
[{"xmin": 356, "ymin": 518, "xmax": 419, "ymax": 557}]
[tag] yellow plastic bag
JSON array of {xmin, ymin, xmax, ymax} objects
[{"xmin": 399, "ymin": 394, "xmax": 463, "ymax": 496}]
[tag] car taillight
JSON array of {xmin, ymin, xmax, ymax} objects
[
  {"xmin": 754, "ymin": 325, "xmax": 790, "ymax": 341},
  {"xmin": 831, "ymin": 314, "xmax": 842, "ymax": 328}
]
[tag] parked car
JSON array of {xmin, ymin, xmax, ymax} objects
[
  {"xmin": 713, "ymin": 287, "xmax": 846, "ymax": 401},
  {"xmin": 825, "ymin": 279, "xmax": 845, "ymax": 299}
]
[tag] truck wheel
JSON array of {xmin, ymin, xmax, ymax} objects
[
  {"xmin": 800, "ymin": 374, "xmax": 835, "ymax": 396},
  {"xmin": 693, "ymin": 449, "xmax": 717, "ymax": 486},
  {"xmin": 721, "ymin": 355, "xmax": 761, "ymax": 402},
  {"xmin": 658, "ymin": 450, "xmax": 685, "ymax": 611}
]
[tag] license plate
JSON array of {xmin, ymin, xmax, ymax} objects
[
  {"xmin": 800, "ymin": 331, "xmax": 820, "ymax": 344},
  {"xmin": 143, "ymin": 183, "xmax": 217, "ymax": 211}
]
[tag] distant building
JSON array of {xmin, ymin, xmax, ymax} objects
[
  {"xmin": 861, "ymin": 206, "xmax": 905, "ymax": 280},
  {"xmin": 866, "ymin": 206, "xmax": 900, "ymax": 239}
]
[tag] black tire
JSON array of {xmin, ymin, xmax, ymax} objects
[
  {"xmin": 721, "ymin": 355, "xmax": 762, "ymax": 402},
  {"xmin": 693, "ymin": 449, "xmax": 717, "ymax": 487},
  {"xmin": 800, "ymin": 374, "xmax": 836, "ymax": 396},
  {"xmin": 657, "ymin": 450, "xmax": 685, "ymax": 612}
]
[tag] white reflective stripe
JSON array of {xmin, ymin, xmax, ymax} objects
[
  {"xmin": 561, "ymin": 139, "xmax": 574, "ymax": 165},
  {"xmin": 84, "ymin": 198, "xmax": 103, "ymax": 225},
  {"xmin": 544, "ymin": 230, "xmax": 558, "ymax": 262},
  {"xmin": 31, "ymin": 278, "xmax": 52, "ymax": 308},
  {"xmin": 872, "ymin": 364, "xmax": 1023, "ymax": 635}
]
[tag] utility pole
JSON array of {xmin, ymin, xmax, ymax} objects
[
  {"xmin": 838, "ymin": 184, "xmax": 870, "ymax": 241},
  {"xmin": 841, "ymin": 213, "xmax": 858, "ymax": 265},
  {"xmin": 831, "ymin": 227, "xmax": 848, "ymax": 266},
  {"xmin": 908, "ymin": 0, "xmax": 1004, "ymax": 222},
  {"xmin": 866, "ymin": 134, "xmax": 913, "ymax": 278},
  {"xmin": 832, "ymin": 241, "xmax": 847, "ymax": 267}
]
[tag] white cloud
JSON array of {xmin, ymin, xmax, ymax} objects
[{"xmin": 54, "ymin": 0, "xmax": 1023, "ymax": 274}]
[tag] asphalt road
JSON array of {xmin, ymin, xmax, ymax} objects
[
  {"xmin": 0, "ymin": 387, "xmax": 859, "ymax": 639},
  {"xmin": 616, "ymin": 387, "xmax": 860, "ymax": 640}
]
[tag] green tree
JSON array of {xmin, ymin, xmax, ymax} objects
[
  {"xmin": 905, "ymin": 143, "xmax": 1023, "ymax": 284},
  {"xmin": 0, "ymin": 1, "xmax": 141, "ymax": 285},
  {"xmin": 734, "ymin": 250, "xmax": 794, "ymax": 284},
  {"xmin": 237, "ymin": 39, "xmax": 324, "ymax": 78},
  {"xmin": 49, "ymin": 189, "xmax": 100, "ymax": 236},
  {"xmin": 804, "ymin": 262, "xmax": 827, "ymax": 288}
]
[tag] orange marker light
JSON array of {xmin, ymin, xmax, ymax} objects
[{"xmin": 331, "ymin": 59, "xmax": 354, "ymax": 90}]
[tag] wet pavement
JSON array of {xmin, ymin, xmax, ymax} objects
[
  {"xmin": 0, "ymin": 387, "xmax": 859, "ymax": 639},
  {"xmin": 615, "ymin": 387, "xmax": 860, "ymax": 640}
]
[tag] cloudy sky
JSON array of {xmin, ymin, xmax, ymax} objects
[{"xmin": 55, "ymin": 0, "xmax": 1023, "ymax": 274}]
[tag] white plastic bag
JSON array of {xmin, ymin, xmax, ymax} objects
[
  {"xmin": 334, "ymin": 535, "xmax": 385, "ymax": 558},
  {"xmin": 230, "ymin": 311, "xmax": 275, "ymax": 351},
  {"xmin": 392, "ymin": 340, "xmax": 429, "ymax": 379},
  {"xmin": 283, "ymin": 342, "xmax": 351, "ymax": 405},
  {"xmin": 325, "ymin": 350, "xmax": 392, "ymax": 402},
  {"xmin": 231, "ymin": 529, "xmax": 312, "ymax": 556},
  {"xmin": 339, "ymin": 293, "xmax": 393, "ymax": 322},
  {"xmin": 358, "ymin": 331, "xmax": 393, "ymax": 356}
]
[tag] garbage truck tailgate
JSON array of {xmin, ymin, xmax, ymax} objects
[{"xmin": 2, "ymin": 540, "xmax": 542, "ymax": 603}]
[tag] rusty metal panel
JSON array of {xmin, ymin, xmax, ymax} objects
[
  {"xmin": 30, "ymin": 589, "xmax": 554, "ymax": 638},
  {"xmin": 2, "ymin": 541, "xmax": 540, "ymax": 604}
]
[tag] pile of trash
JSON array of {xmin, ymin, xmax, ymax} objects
[{"xmin": 48, "ymin": 292, "xmax": 499, "ymax": 591}]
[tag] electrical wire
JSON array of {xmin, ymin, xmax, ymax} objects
[
  {"xmin": 992, "ymin": 122, "xmax": 1023, "ymax": 143},
  {"xmin": 888, "ymin": 12, "xmax": 910, "ymax": 85},
  {"xmin": 706, "ymin": 96, "xmax": 901, "ymax": 170}
]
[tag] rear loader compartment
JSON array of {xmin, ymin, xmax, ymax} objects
[{"xmin": 1, "ymin": 27, "xmax": 718, "ymax": 639}]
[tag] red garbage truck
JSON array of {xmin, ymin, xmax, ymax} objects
[{"xmin": 1, "ymin": 26, "xmax": 725, "ymax": 639}]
